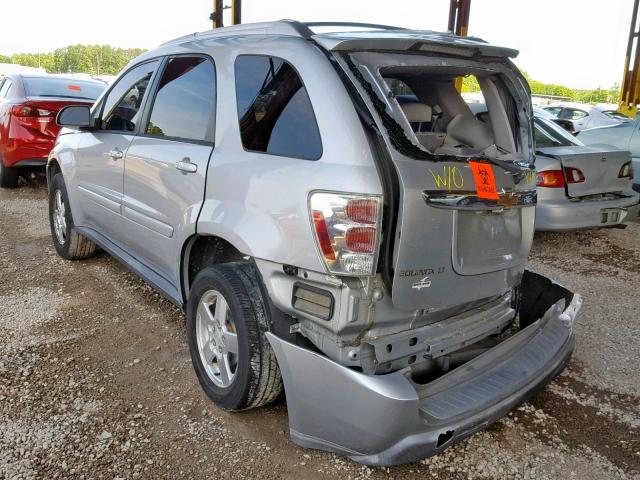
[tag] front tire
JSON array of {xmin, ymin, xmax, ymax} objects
[
  {"xmin": 0, "ymin": 158, "xmax": 18, "ymax": 188},
  {"xmin": 187, "ymin": 262, "xmax": 283, "ymax": 411},
  {"xmin": 49, "ymin": 173, "xmax": 97, "ymax": 260}
]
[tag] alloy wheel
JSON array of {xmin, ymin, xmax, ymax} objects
[
  {"xmin": 53, "ymin": 190, "xmax": 67, "ymax": 245},
  {"xmin": 195, "ymin": 290, "xmax": 239, "ymax": 388}
]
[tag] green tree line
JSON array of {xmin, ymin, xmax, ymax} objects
[
  {"xmin": 0, "ymin": 45, "xmax": 146, "ymax": 75},
  {"xmin": 462, "ymin": 72, "xmax": 620, "ymax": 105},
  {"xmin": 2, "ymin": 46, "xmax": 621, "ymax": 105}
]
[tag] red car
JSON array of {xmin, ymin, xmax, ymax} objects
[{"xmin": 0, "ymin": 74, "xmax": 105, "ymax": 188}]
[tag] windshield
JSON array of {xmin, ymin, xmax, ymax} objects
[
  {"xmin": 23, "ymin": 77, "xmax": 104, "ymax": 100},
  {"xmin": 534, "ymin": 116, "xmax": 582, "ymax": 148}
]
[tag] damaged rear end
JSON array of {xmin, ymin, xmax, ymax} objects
[
  {"xmin": 268, "ymin": 271, "xmax": 580, "ymax": 465},
  {"xmin": 267, "ymin": 28, "xmax": 581, "ymax": 465}
]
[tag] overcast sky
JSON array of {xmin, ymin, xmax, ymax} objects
[{"xmin": 0, "ymin": 0, "xmax": 633, "ymax": 90}]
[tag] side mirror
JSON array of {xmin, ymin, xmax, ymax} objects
[{"xmin": 56, "ymin": 105, "xmax": 92, "ymax": 128}]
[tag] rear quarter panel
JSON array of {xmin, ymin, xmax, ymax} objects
[{"xmin": 196, "ymin": 36, "xmax": 382, "ymax": 272}]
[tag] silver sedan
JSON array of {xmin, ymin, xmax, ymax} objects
[{"xmin": 534, "ymin": 114, "xmax": 639, "ymax": 231}]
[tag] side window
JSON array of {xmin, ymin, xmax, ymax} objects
[
  {"xmin": 100, "ymin": 60, "xmax": 158, "ymax": 132},
  {"xmin": 570, "ymin": 109, "xmax": 588, "ymax": 120},
  {"xmin": 630, "ymin": 122, "xmax": 640, "ymax": 158},
  {"xmin": 559, "ymin": 108, "xmax": 587, "ymax": 121},
  {"xmin": 234, "ymin": 55, "xmax": 322, "ymax": 160},
  {"xmin": 146, "ymin": 56, "xmax": 215, "ymax": 142},
  {"xmin": 544, "ymin": 107, "xmax": 562, "ymax": 117},
  {"xmin": 0, "ymin": 79, "xmax": 12, "ymax": 99},
  {"xmin": 385, "ymin": 78, "xmax": 414, "ymax": 96}
]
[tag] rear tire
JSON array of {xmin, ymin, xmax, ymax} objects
[
  {"xmin": 187, "ymin": 262, "xmax": 283, "ymax": 411},
  {"xmin": 0, "ymin": 158, "xmax": 18, "ymax": 188},
  {"xmin": 49, "ymin": 173, "xmax": 97, "ymax": 260}
]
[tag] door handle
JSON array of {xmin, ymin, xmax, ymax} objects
[
  {"xmin": 175, "ymin": 158, "xmax": 198, "ymax": 174},
  {"xmin": 108, "ymin": 148, "xmax": 124, "ymax": 160}
]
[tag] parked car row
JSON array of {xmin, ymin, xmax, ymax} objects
[
  {"xmin": 0, "ymin": 73, "xmax": 105, "ymax": 187},
  {"xmin": 0, "ymin": 20, "xmax": 633, "ymax": 466}
]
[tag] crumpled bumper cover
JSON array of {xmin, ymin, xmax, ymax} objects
[{"xmin": 266, "ymin": 270, "xmax": 582, "ymax": 466}]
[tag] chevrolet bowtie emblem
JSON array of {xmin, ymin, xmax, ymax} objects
[{"xmin": 497, "ymin": 191, "xmax": 518, "ymax": 210}]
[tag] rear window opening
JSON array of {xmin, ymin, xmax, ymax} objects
[
  {"xmin": 382, "ymin": 68, "xmax": 523, "ymax": 161},
  {"xmin": 533, "ymin": 116, "xmax": 582, "ymax": 149},
  {"xmin": 22, "ymin": 77, "xmax": 104, "ymax": 101}
]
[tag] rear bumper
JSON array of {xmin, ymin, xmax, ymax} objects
[
  {"xmin": 2, "ymin": 141, "xmax": 53, "ymax": 167},
  {"xmin": 535, "ymin": 193, "xmax": 640, "ymax": 231},
  {"xmin": 267, "ymin": 271, "xmax": 581, "ymax": 466}
]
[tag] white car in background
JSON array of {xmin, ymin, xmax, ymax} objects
[{"xmin": 542, "ymin": 102, "xmax": 632, "ymax": 132}]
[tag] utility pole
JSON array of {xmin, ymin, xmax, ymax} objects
[
  {"xmin": 620, "ymin": 0, "xmax": 639, "ymax": 116},
  {"xmin": 210, "ymin": 0, "xmax": 224, "ymax": 29},
  {"xmin": 448, "ymin": 0, "xmax": 471, "ymax": 91},
  {"xmin": 448, "ymin": 0, "xmax": 471, "ymax": 37},
  {"xmin": 209, "ymin": 0, "xmax": 240, "ymax": 29},
  {"xmin": 232, "ymin": 0, "xmax": 241, "ymax": 25}
]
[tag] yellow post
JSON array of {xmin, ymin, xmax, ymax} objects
[{"xmin": 619, "ymin": 0, "xmax": 639, "ymax": 117}]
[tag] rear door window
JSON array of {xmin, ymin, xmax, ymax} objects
[
  {"xmin": 145, "ymin": 56, "xmax": 216, "ymax": 143},
  {"xmin": 559, "ymin": 108, "xmax": 587, "ymax": 120},
  {"xmin": 534, "ymin": 117, "xmax": 582, "ymax": 148},
  {"xmin": 100, "ymin": 60, "xmax": 158, "ymax": 132},
  {"xmin": 234, "ymin": 55, "xmax": 322, "ymax": 160}
]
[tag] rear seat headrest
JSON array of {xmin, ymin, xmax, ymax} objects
[{"xmin": 399, "ymin": 102, "xmax": 432, "ymax": 123}]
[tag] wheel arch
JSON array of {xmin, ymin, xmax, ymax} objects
[
  {"xmin": 181, "ymin": 234, "xmax": 248, "ymax": 302},
  {"xmin": 46, "ymin": 157, "xmax": 62, "ymax": 186}
]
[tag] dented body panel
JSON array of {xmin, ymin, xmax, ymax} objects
[{"xmin": 267, "ymin": 271, "xmax": 581, "ymax": 466}]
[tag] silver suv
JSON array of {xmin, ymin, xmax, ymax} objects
[{"xmin": 48, "ymin": 21, "xmax": 582, "ymax": 466}]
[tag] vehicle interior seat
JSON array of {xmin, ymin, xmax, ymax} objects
[
  {"xmin": 398, "ymin": 101, "xmax": 447, "ymax": 151},
  {"xmin": 444, "ymin": 113, "xmax": 494, "ymax": 150}
]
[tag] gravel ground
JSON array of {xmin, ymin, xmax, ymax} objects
[{"xmin": 1, "ymin": 180, "xmax": 638, "ymax": 480}]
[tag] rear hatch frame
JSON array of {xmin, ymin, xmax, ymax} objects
[{"xmin": 314, "ymin": 36, "xmax": 537, "ymax": 312}]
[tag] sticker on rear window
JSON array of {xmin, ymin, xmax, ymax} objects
[
  {"xmin": 67, "ymin": 85, "xmax": 82, "ymax": 91},
  {"xmin": 469, "ymin": 161, "xmax": 498, "ymax": 200}
]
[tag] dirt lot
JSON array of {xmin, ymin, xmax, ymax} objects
[{"xmin": 1, "ymin": 180, "xmax": 639, "ymax": 480}]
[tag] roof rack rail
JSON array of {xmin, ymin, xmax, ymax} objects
[
  {"xmin": 304, "ymin": 22, "xmax": 407, "ymax": 31},
  {"xmin": 160, "ymin": 20, "xmax": 408, "ymax": 47}
]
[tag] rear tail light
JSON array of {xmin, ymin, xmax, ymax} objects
[
  {"xmin": 345, "ymin": 198, "xmax": 379, "ymax": 224},
  {"xmin": 345, "ymin": 227, "xmax": 377, "ymax": 254},
  {"xmin": 11, "ymin": 105, "xmax": 52, "ymax": 117},
  {"xmin": 536, "ymin": 170, "xmax": 565, "ymax": 188},
  {"xmin": 536, "ymin": 168, "xmax": 585, "ymax": 188},
  {"xmin": 309, "ymin": 192, "xmax": 382, "ymax": 276},
  {"xmin": 564, "ymin": 167, "xmax": 585, "ymax": 184},
  {"xmin": 618, "ymin": 162, "xmax": 634, "ymax": 180},
  {"xmin": 312, "ymin": 210, "xmax": 336, "ymax": 261}
]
